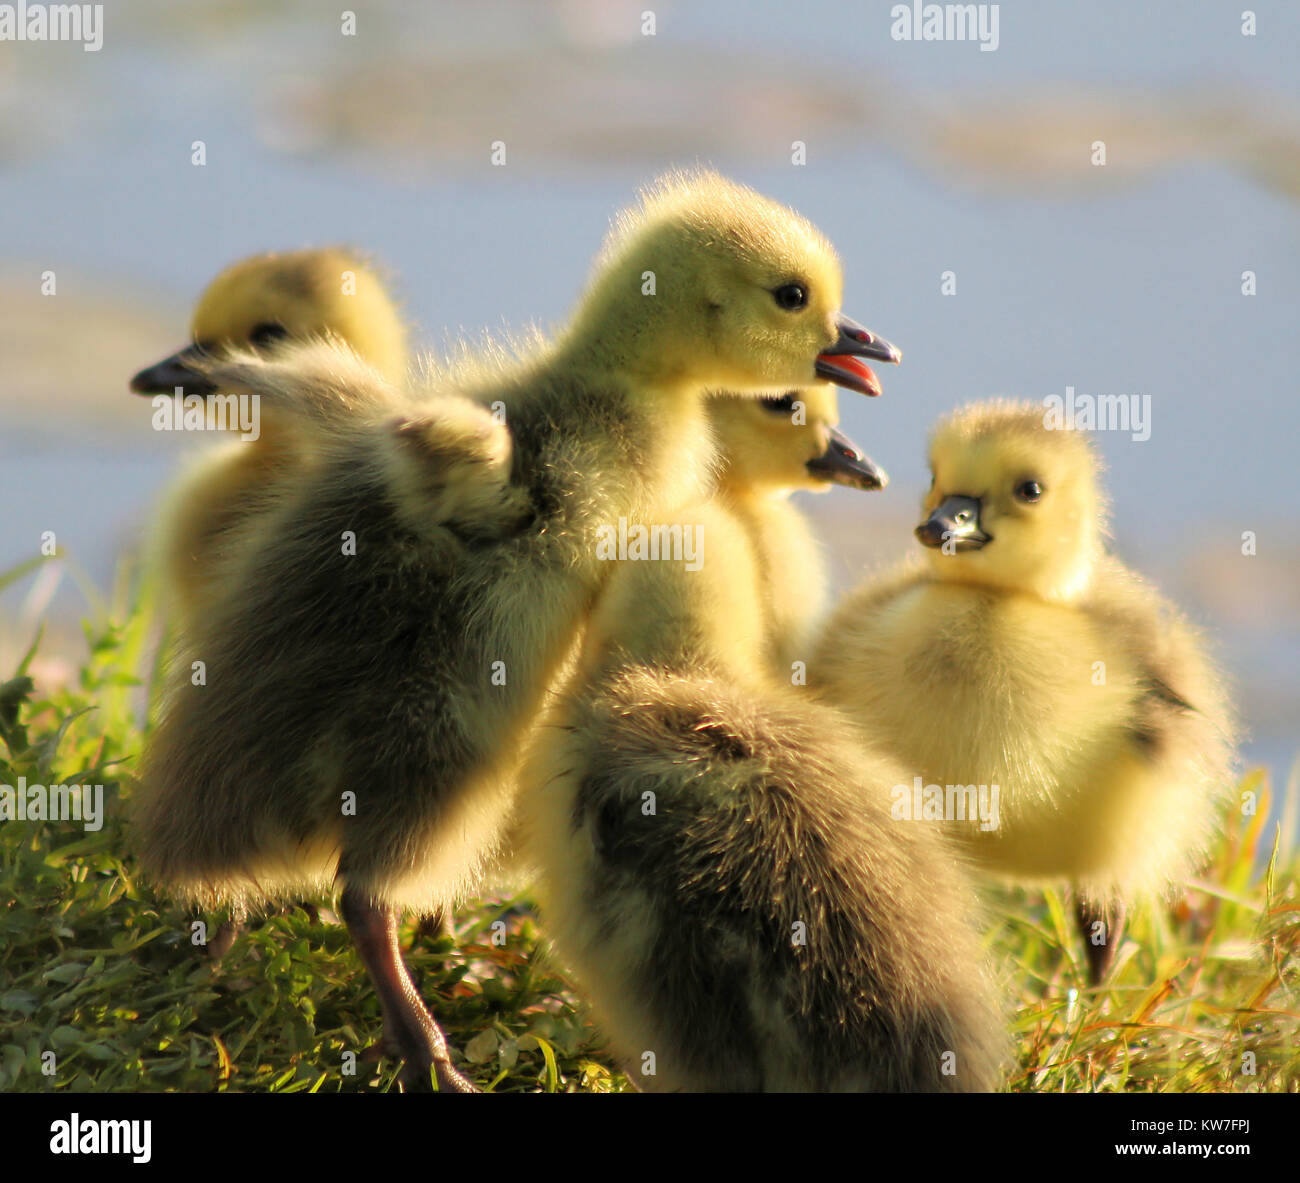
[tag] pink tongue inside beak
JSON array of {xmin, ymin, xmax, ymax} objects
[{"xmin": 815, "ymin": 353, "xmax": 882, "ymax": 397}]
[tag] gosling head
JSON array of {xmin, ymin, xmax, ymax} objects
[
  {"xmin": 565, "ymin": 169, "xmax": 900, "ymax": 399},
  {"xmin": 916, "ymin": 400, "xmax": 1106, "ymax": 601},
  {"xmin": 709, "ymin": 386, "xmax": 887, "ymax": 497},
  {"xmin": 129, "ymin": 248, "xmax": 407, "ymax": 396}
]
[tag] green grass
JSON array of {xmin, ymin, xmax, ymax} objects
[{"xmin": 1, "ymin": 562, "xmax": 1296, "ymax": 1093}]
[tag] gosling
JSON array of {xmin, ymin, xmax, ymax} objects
[
  {"xmin": 813, "ymin": 399, "xmax": 1236, "ymax": 982},
  {"xmin": 129, "ymin": 248, "xmax": 408, "ymax": 625},
  {"xmin": 707, "ymin": 385, "xmax": 886, "ymax": 674}
]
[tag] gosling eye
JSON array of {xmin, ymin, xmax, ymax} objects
[
  {"xmin": 772, "ymin": 283, "xmax": 808, "ymax": 311},
  {"xmin": 1014, "ymin": 479, "xmax": 1045, "ymax": 502},
  {"xmin": 249, "ymin": 322, "xmax": 289, "ymax": 347},
  {"xmin": 760, "ymin": 392, "xmax": 799, "ymax": 414}
]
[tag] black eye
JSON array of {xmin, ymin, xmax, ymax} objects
[
  {"xmin": 772, "ymin": 284, "xmax": 807, "ymax": 311},
  {"xmin": 1015, "ymin": 479, "xmax": 1044, "ymax": 502},
  {"xmin": 249, "ymin": 322, "xmax": 289, "ymax": 347},
  {"xmin": 761, "ymin": 393, "xmax": 799, "ymax": 414}
]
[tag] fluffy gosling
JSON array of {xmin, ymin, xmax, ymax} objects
[
  {"xmin": 707, "ymin": 385, "xmax": 886, "ymax": 673},
  {"xmin": 129, "ymin": 248, "xmax": 408, "ymax": 625},
  {"xmin": 813, "ymin": 400, "xmax": 1236, "ymax": 982}
]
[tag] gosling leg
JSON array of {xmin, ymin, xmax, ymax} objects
[
  {"xmin": 207, "ymin": 920, "xmax": 241, "ymax": 961},
  {"xmin": 1075, "ymin": 896, "xmax": 1126, "ymax": 985},
  {"xmin": 340, "ymin": 886, "xmax": 476, "ymax": 1092}
]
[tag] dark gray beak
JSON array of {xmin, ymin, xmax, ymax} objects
[
  {"xmin": 129, "ymin": 343, "xmax": 216, "ymax": 396},
  {"xmin": 916, "ymin": 495, "xmax": 990, "ymax": 550},
  {"xmin": 814, "ymin": 313, "xmax": 901, "ymax": 398},
  {"xmin": 806, "ymin": 427, "xmax": 888, "ymax": 491}
]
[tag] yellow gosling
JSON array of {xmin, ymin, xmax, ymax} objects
[
  {"xmin": 130, "ymin": 248, "xmax": 408, "ymax": 626},
  {"xmin": 813, "ymin": 399, "xmax": 1237, "ymax": 982}
]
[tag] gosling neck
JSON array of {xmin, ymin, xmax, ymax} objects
[
  {"xmin": 933, "ymin": 539, "xmax": 1100, "ymax": 605},
  {"xmin": 551, "ymin": 269, "xmax": 706, "ymax": 396},
  {"xmin": 715, "ymin": 473, "xmax": 793, "ymax": 509}
]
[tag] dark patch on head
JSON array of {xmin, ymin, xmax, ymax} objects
[
  {"xmin": 691, "ymin": 721, "xmax": 752, "ymax": 761},
  {"xmin": 269, "ymin": 262, "xmax": 324, "ymax": 303}
]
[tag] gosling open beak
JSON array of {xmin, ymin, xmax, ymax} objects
[
  {"xmin": 129, "ymin": 344, "xmax": 216, "ymax": 396},
  {"xmin": 815, "ymin": 314, "xmax": 901, "ymax": 398},
  {"xmin": 915, "ymin": 495, "xmax": 990, "ymax": 550},
  {"xmin": 806, "ymin": 427, "xmax": 888, "ymax": 491}
]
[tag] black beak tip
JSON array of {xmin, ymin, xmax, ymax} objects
[
  {"xmin": 807, "ymin": 429, "xmax": 888, "ymax": 491},
  {"xmin": 853, "ymin": 329, "xmax": 901, "ymax": 366},
  {"xmin": 128, "ymin": 344, "xmax": 218, "ymax": 397},
  {"xmin": 128, "ymin": 360, "xmax": 217, "ymax": 397},
  {"xmin": 915, "ymin": 520, "xmax": 953, "ymax": 549},
  {"xmin": 830, "ymin": 314, "xmax": 902, "ymax": 366},
  {"xmin": 846, "ymin": 457, "xmax": 887, "ymax": 491}
]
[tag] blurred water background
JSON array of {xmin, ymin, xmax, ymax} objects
[{"xmin": 1, "ymin": 0, "xmax": 1296, "ymax": 830}]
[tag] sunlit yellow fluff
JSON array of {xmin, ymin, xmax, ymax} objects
[
  {"xmin": 814, "ymin": 400, "xmax": 1237, "ymax": 927},
  {"xmin": 706, "ymin": 384, "xmax": 844, "ymax": 672}
]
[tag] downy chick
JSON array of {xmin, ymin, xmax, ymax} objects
[
  {"xmin": 132, "ymin": 170, "xmax": 900, "ymax": 1090},
  {"xmin": 707, "ymin": 385, "xmax": 886, "ymax": 673},
  {"xmin": 518, "ymin": 396, "xmax": 1007, "ymax": 1092},
  {"xmin": 129, "ymin": 248, "xmax": 408, "ymax": 625},
  {"xmin": 813, "ymin": 400, "xmax": 1236, "ymax": 982}
]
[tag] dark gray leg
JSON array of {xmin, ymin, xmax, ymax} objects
[
  {"xmin": 1075, "ymin": 896, "xmax": 1126, "ymax": 985},
  {"xmin": 207, "ymin": 920, "xmax": 241, "ymax": 961},
  {"xmin": 340, "ymin": 886, "xmax": 476, "ymax": 1092}
]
